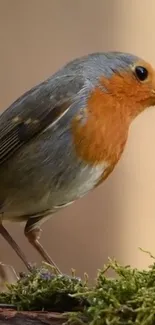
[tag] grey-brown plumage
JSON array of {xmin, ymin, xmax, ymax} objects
[{"xmin": 0, "ymin": 51, "xmax": 154, "ymax": 279}]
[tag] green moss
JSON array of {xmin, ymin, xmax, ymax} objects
[
  {"xmin": 1, "ymin": 250, "xmax": 155, "ymax": 324},
  {"xmin": 0, "ymin": 265, "xmax": 88, "ymax": 312}
]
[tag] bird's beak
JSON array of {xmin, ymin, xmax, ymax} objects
[
  {"xmin": 151, "ymin": 89, "xmax": 155, "ymax": 103},
  {"xmin": 151, "ymin": 69, "xmax": 155, "ymax": 98},
  {"xmin": 151, "ymin": 89, "xmax": 155, "ymax": 106}
]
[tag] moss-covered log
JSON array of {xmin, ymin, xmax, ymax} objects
[{"xmin": 1, "ymin": 250, "xmax": 155, "ymax": 325}]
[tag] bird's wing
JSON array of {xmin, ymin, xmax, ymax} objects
[{"xmin": 0, "ymin": 73, "xmax": 86, "ymax": 166}]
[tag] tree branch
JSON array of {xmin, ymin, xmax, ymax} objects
[{"xmin": 0, "ymin": 309, "xmax": 68, "ymax": 325}]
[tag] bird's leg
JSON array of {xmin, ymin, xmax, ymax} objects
[
  {"xmin": 24, "ymin": 225, "xmax": 61, "ymax": 274},
  {"xmin": 0, "ymin": 223, "xmax": 32, "ymax": 272}
]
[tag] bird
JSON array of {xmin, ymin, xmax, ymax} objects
[{"xmin": 0, "ymin": 51, "xmax": 155, "ymax": 278}]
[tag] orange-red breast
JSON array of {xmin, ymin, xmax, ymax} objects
[{"xmin": 0, "ymin": 51, "xmax": 155, "ymax": 275}]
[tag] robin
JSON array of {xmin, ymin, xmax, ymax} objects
[{"xmin": 0, "ymin": 51, "xmax": 155, "ymax": 277}]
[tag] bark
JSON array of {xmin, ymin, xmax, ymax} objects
[{"xmin": 0, "ymin": 308, "xmax": 69, "ymax": 325}]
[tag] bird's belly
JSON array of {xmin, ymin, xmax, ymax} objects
[
  {"xmin": 0, "ymin": 160, "xmax": 107, "ymax": 221},
  {"xmin": 0, "ymin": 127, "xmax": 109, "ymax": 221},
  {"xmin": 48, "ymin": 162, "xmax": 107, "ymax": 207}
]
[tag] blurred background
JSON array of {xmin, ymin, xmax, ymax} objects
[{"xmin": 0, "ymin": 0, "xmax": 155, "ymax": 284}]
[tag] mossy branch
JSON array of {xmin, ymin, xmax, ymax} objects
[
  {"xmin": 1, "ymin": 250, "xmax": 155, "ymax": 325},
  {"xmin": 0, "ymin": 309, "xmax": 67, "ymax": 325}
]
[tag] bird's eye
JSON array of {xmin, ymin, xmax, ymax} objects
[{"xmin": 134, "ymin": 66, "xmax": 148, "ymax": 82}]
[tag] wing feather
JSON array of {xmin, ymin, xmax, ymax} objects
[{"xmin": 0, "ymin": 74, "xmax": 85, "ymax": 165}]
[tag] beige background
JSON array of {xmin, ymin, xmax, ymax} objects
[{"xmin": 0, "ymin": 0, "xmax": 155, "ymax": 281}]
